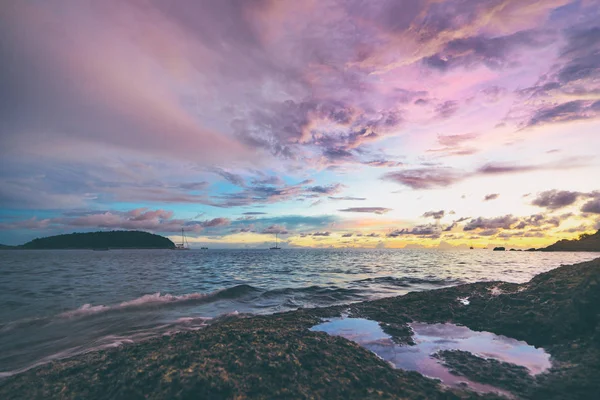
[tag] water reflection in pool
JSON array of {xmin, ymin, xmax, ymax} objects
[{"xmin": 311, "ymin": 317, "xmax": 551, "ymax": 396}]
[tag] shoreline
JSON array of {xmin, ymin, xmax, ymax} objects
[{"xmin": 1, "ymin": 258, "xmax": 599, "ymax": 399}]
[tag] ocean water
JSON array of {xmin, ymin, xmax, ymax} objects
[{"xmin": 0, "ymin": 248, "xmax": 597, "ymax": 377}]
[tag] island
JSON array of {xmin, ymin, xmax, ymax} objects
[
  {"xmin": 10, "ymin": 231, "xmax": 175, "ymax": 250},
  {"xmin": 539, "ymin": 230, "xmax": 600, "ymax": 252}
]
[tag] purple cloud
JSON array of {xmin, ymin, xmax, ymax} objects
[
  {"xmin": 531, "ymin": 190, "xmax": 582, "ymax": 210},
  {"xmin": 338, "ymin": 207, "xmax": 392, "ymax": 215},
  {"xmin": 581, "ymin": 199, "xmax": 600, "ymax": 214},
  {"xmin": 328, "ymin": 196, "xmax": 367, "ymax": 201},
  {"xmin": 484, "ymin": 193, "xmax": 500, "ymax": 201},
  {"xmin": 463, "ymin": 215, "xmax": 519, "ymax": 231},
  {"xmin": 382, "ymin": 168, "xmax": 464, "ymax": 189},
  {"xmin": 422, "ymin": 210, "xmax": 445, "ymax": 220}
]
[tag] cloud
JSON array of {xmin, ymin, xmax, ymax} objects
[
  {"xmin": 338, "ymin": 207, "xmax": 392, "ymax": 214},
  {"xmin": 463, "ymin": 215, "xmax": 519, "ymax": 231},
  {"xmin": 525, "ymin": 100, "xmax": 600, "ymax": 128},
  {"xmin": 363, "ymin": 160, "xmax": 404, "ymax": 167},
  {"xmin": 250, "ymin": 176, "xmax": 284, "ymax": 186},
  {"xmin": 307, "ymin": 184, "xmax": 345, "ymax": 195},
  {"xmin": 513, "ymin": 213, "xmax": 565, "ymax": 229},
  {"xmin": 382, "ymin": 168, "xmax": 464, "ymax": 189},
  {"xmin": 434, "ymin": 101, "xmax": 459, "ymax": 119},
  {"xmin": 422, "ymin": 210, "xmax": 445, "ymax": 220},
  {"xmin": 437, "ymin": 133, "xmax": 479, "ymax": 147},
  {"xmin": 428, "ymin": 133, "xmax": 479, "ymax": 157},
  {"xmin": 199, "ymin": 217, "xmax": 231, "ymax": 228},
  {"xmin": 312, "ymin": 231, "xmax": 331, "ymax": 236},
  {"xmin": 210, "ymin": 168, "xmax": 246, "ymax": 187},
  {"xmin": 483, "ymin": 193, "xmax": 500, "ymax": 201},
  {"xmin": 581, "ymin": 199, "xmax": 600, "ymax": 214},
  {"xmin": 328, "ymin": 196, "xmax": 367, "ymax": 201},
  {"xmin": 261, "ymin": 225, "xmax": 288, "ymax": 235},
  {"xmin": 0, "ymin": 208, "xmax": 190, "ymax": 233},
  {"xmin": 243, "ymin": 212, "xmax": 267, "ymax": 215},
  {"xmin": 210, "ymin": 180, "xmax": 346, "ymax": 207},
  {"xmin": 388, "ymin": 224, "xmax": 442, "ymax": 238},
  {"xmin": 531, "ymin": 190, "xmax": 582, "ymax": 210},
  {"xmin": 422, "ymin": 30, "xmax": 552, "ymax": 72}
]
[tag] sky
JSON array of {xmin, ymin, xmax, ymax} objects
[{"xmin": 1, "ymin": 0, "xmax": 599, "ymax": 248}]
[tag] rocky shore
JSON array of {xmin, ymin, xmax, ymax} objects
[{"xmin": 1, "ymin": 258, "xmax": 599, "ymax": 399}]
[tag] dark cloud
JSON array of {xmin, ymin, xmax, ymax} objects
[
  {"xmin": 423, "ymin": 30, "xmax": 551, "ymax": 72},
  {"xmin": 382, "ymin": 167, "xmax": 464, "ymax": 189},
  {"xmin": 312, "ymin": 231, "xmax": 331, "ymax": 236},
  {"xmin": 531, "ymin": 190, "xmax": 582, "ymax": 210},
  {"xmin": 178, "ymin": 181, "xmax": 209, "ymax": 191},
  {"xmin": 525, "ymin": 100, "xmax": 599, "ymax": 127},
  {"xmin": 387, "ymin": 224, "xmax": 442, "ymax": 238},
  {"xmin": 236, "ymin": 216, "xmax": 256, "ymax": 221},
  {"xmin": 199, "ymin": 217, "xmax": 231, "ymax": 228},
  {"xmin": 341, "ymin": 233, "xmax": 353, "ymax": 237},
  {"xmin": 517, "ymin": 25, "xmax": 600, "ymax": 128},
  {"xmin": 328, "ymin": 196, "xmax": 367, "ymax": 201},
  {"xmin": 383, "ymin": 159, "xmax": 590, "ymax": 190},
  {"xmin": 250, "ymin": 176, "xmax": 284, "ymax": 186},
  {"xmin": 484, "ymin": 193, "xmax": 500, "ymax": 201},
  {"xmin": 242, "ymin": 212, "xmax": 267, "ymax": 215},
  {"xmin": 363, "ymin": 160, "xmax": 404, "ymax": 167},
  {"xmin": 434, "ymin": 100, "xmax": 459, "ymax": 118},
  {"xmin": 0, "ymin": 208, "xmax": 213, "ymax": 234},
  {"xmin": 513, "ymin": 214, "xmax": 563, "ymax": 229},
  {"xmin": 261, "ymin": 225, "xmax": 288, "ymax": 235},
  {"xmin": 210, "ymin": 168, "xmax": 246, "ymax": 187},
  {"xmin": 463, "ymin": 215, "xmax": 519, "ymax": 231},
  {"xmin": 338, "ymin": 207, "xmax": 392, "ymax": 214},
  {"xmin": 307, "ymin": 184, "xmax": 345, "ymax": 195},
  {"xmin": 581, "ymin": 199, "xmax": 600, "ymax": 214},
  {"xmin": 210, "ymin": 180, "xmax": 345, "ymax": 207},
  {"xmin": 422, "ymin": 210, "xmax": 445, "ymax": 220}
]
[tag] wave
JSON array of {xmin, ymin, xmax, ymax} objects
[
  {"xmin": 259, "ymin": 285, "xmax": 365, "ymax": 302},
  {"xmin": 52, "ymin": 277, "xmax": 460, "ymax": 321},
  {"xmin": 59, "ymin": 284, "xmax": 261, "ymax": 319},
  {"xmin": 355, "ymin": 276, "xmax": 462, "ymax": 287}
]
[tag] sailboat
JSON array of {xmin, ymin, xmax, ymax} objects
[
  {"xmin": 174, "ymin": 228, "xmax": 190, "ymax": 250},
  {"xmin": 270, "ymin": 233, "xmax": 281, "ymax": 250}
]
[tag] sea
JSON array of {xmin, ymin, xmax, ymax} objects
[{"xmin": 0, "ymin": 248, "xmax": 597, "ymax": 378}]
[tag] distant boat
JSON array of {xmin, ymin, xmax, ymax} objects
[
  {"xmin": 200, "ymin": 247, "xmax": 208, "ymax": 250},
  {"xmin": 173, "ymin": 228, "xmax": 190, "ymax": 250},
  {"xmin": 270, "ymin": 233, "xmax": 281, "ymax": 250}
]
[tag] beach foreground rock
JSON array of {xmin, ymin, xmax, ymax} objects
[{"xmin": 1, "ymin": 258, "xmax": 599, "ymax": 399}]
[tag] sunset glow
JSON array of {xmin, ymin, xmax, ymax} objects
[{"xmin": 1, "ymin": 0, "xmax": 599, "ymax": 248}]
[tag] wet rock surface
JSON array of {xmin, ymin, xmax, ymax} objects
[
  {"xmin": 433, "ymin": 350, "xmax": 536, "ymax": 395},
  {"xmin": 1, "ymin": 258, "xmax": 599, "ymax": 399}
]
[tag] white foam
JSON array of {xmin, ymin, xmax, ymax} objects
[
  {"xmin": 458, "ymin": 297, "xmax": 470, "ymax": 305},
  {"xmin": 59, "ymin": 304, "xmax": 109, "ymax": 318},
  {"xmin": 59, "ymin": 291, "xmax": 215, "ymax": 319},
  {"xmin": 119, "ymin": 292, "xmax": 208, "ymax": 307}
]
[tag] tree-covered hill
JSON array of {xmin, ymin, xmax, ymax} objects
[
  {"xmin": 21, "ymin": 231, "xmax": 175, "ymax": 249},
  {"xmin": 540, "ymin": 230, "xmax": 600, "ymax": 252}
]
